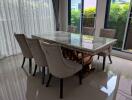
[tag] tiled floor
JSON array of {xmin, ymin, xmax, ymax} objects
[{"xmin": 0, "ymin": 54, "xmax": 132, "ymax": 100}]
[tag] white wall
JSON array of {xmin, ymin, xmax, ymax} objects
[{"xmin": 95, "ymin": 0, "xmax": 107, "ymax": 36}]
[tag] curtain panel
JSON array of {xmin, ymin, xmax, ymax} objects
[
  {"xmin": 52, "ymin": 0, "xmax": 59, "ymax": 31},
  {"xmin": 0, "ymin": 0, "xmax": 55, "ymax": 58}
]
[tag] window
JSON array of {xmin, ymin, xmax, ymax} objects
[
  {"xmin": 68, "ymin": 0, "xmax": 97, "ymax": 33},
  {"xmin": 105, "ymin": 0, "xmax": 131, "ymax": 52},
  {"xmin": 70, "ymin": 0, "xmax": 82, "ymax": 33},
  {"xmin": 83, "ymin": 0, "xmax": 97, "ymax": 27}
]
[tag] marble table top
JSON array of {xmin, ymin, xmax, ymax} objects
[{"xmin": 32, "ymin": 31, "xmax": 117, "ymax": 54}]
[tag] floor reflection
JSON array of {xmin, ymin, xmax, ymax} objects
[{"xmin": 101, "ymin": 72, "xmax": 118, "ymax": 96}]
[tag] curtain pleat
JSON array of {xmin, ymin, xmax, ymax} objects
[
  {"xmin": 52, "ymin": 0, "xmax": 59, "ymax": 31},
  {"xmin": 0, "ymin": 0, "xmax": 55, "ymax": 58}
]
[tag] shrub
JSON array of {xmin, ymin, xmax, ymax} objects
[
  {"xmin": 108, "ymin": 3, "xmax": 129, "ymax": 48},
  {"xmin": 71, "ymin": 9, "xmax": 81, "ymax": 26},
  {"xmin": 84, "ymin": 7, "xmax": 96, "ymax": 17}
]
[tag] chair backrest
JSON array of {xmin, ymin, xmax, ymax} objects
[
  {"xmin": 100, "ymin": 29, "xmax": 116, "ymax": 39},
  {"xmin": 67, "ymin": 25, "xmax": 77, "ymax": 33},
  {"xmin": 14, "ymin": 34, "xmax": 32, "ymax": 58},
  {"xmin": 100, "ymin": 29, "xmax": 116, "ymax": 53},
  {"xmin": 26, "ymin": 38, "xmax": 47, "ymax": 67},
  {"xmin": 82, "ymin": 27, "xmax": 95, "ymax": 35},
  {"xmin": 41, "ymin": 42, "xmax": 70, "ymax": 78}
]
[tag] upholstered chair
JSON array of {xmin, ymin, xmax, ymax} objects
[
  {"xmin": 26, "ymin": 38, "xmax": 48, "ymax": 84},
  {"xmin": 62, "ymin": 25, "xmax": 77, "ymax": 59},
  {"xmin": 82, "ymin": 27, "xmax": 95, "ymax": 35},
  {"xmin": 67, "ymin": 25, "xmax": 77, "ymax": 33},
  {"xmin": 100, "ymin": 28, "xmax": 116, "ymax": 38},
  {"xmin": 41, "ymin": 42, "xmax": 82, "ymax": 99},
  {"xmin": 98, "ymin": 28, "xmax": 116, "ymax": 70},
  {"xmin": 14, "ymin": 34, "xmax": 33, "ymax": 74}
]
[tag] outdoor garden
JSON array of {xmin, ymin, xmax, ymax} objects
[{"xmin": 71, "ymin": 2, "xmax": 130, "ymax": 49}]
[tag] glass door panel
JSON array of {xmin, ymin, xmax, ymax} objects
[
  {"xmin": 106, "ymin": 0, "xmax": 131, "ymax": 49},
  {"xmin": 70, "ymin": 0, "xmax": 82, "ymax": 33},
  {"xmin": 83, "ymin": 0, "xmax": 97, "ymax": 27},
  {"xmin": 69, "ymin": 0, "xmax": 97, "ymax": 34}
]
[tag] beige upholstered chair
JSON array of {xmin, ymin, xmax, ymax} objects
[
  {"xmin": 82, "ymin": 27, "xmax": 95, "ymax": 35},
  {"xmin": 98, "ymin": 28, "xmax": 116, "ymax": 70},
  {"xmin": 100, "ymin": 28, "xmax": 116, "ymax": 38},
  {"xmin": 26, "ymin": 38, "xmax": 48, "ymax": 84},
  {"xmin": 41, "ymin": 42, "xmax": 82, "ymax": 99},
  {"xmin": 67, "ymin": 25, "xmax": 77, "ymax": 33},
  {"xmin": 14, "ymin": 34, "xmax": 33, "ymax": 74},
  {"xmin": 62, "ymin": 25, "xmax": 77, "ymax": 59}
]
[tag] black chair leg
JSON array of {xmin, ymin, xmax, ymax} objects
[
  {"xmin": 60, "ymin": 78, "xmax": 63, "ymax": 99},
  {"xmin": 103, "ymin": 56, "xmax": 106, "ymax": 70},
  {"xmin": 33, "ymin": 64, "xmax": 37, "ymax": 76},
  {"xmin": 97, "ymin": 55, "xmax": 100, "ymax": 60},
  {"xmin": 29, "ymin": 59, "xmax": 32, "ymax": 74},
  {"xmin": 79, "ymin": 70, "xmax": 82, "ymax": 85},
  {"xmin": 42, "ymin": 67, "xmax": 45, "ymax": 84},
  {"xmin": 46, "ymin": 74, "xmax": 52, "ymax": 87},
  {"xmin": 21, "ymin": 57, "xmax": 25, "ymax": 68},
  {"xmin": 108, "ymin": 55, "xmax": 112, "ymax": 64}
]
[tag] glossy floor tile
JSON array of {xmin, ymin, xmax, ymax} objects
[{"xmin": 0, "ymin": 54, "xmax": 132, "ymax": 100}]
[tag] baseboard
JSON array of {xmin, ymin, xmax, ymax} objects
[
  {"xmin": 0, "ymin": 53, "xmax": 22, "ymax": 60},
  {"xmin": 112, "ymin": 50, "xmax": 132, "ymax": 61}
]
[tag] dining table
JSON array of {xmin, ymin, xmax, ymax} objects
[{"xmin": 32, "ymin": 31, "xmax": 117, "ymax": 70}]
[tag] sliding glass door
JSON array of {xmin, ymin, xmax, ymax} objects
[
  {"xmin": 68, "ymin": 0, "xmax": 97, "ymax": 33},
  {"xmin": 83, "ymin": 0, "xmax": 97, "ymax": 27},
  {"xmin": 105, "ymin": 0, "xmax": 131, "ymax": 52},
  {"xmin": 70, "ymin": 0, "xmax": 82, "ymax": 33},
  {"xmin": 123, "ymin": 3, "xmax": 132, "ymax": 53}
]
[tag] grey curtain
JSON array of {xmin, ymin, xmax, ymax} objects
[
  {"xmin": 0, "ymin": 0, "xmax": 55, "ymax": 58},
  {"xmin": 52, "ymin": 0, "xmax": 60, "ymax": 30}
]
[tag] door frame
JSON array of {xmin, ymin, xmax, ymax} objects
[{"xmin": 122, "ymin": 1, "xmax": 132, "ymax": 52}]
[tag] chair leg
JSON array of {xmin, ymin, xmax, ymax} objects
[
  {"xmin": 29, "ymin": 59, "xmax": 32, "ymax": 74},
  {"xmin": 97, "ymin": 55, "xmax": 100, "ymax": 60},
  {"xmin": 79, "ymin": 70, "xmax": 82, "ymax": 85},
  {"xmin": 60, "ymin": 78, "xmax": 63, "ymax": 99},
  {"xmin": 103, "ymin": 56, "xmax": 106, "ymax": 70},
  {"xmin": 108, "ymin": 55, "xmax": 112, "ymax": 64},
  {"xmin": 21, "ymin": 57, "xmax": 26, "ymax": 68},
  {"xmin": 42, "ymin": 67, "xmax": 45, "ymax": 84},
  {"xmin": 33, "ymin": 64, "xmax": 37, "ymax": 76},
  {"xmin": 46, "ymin": 74, "xmax": 52, "ymax": 87}
]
